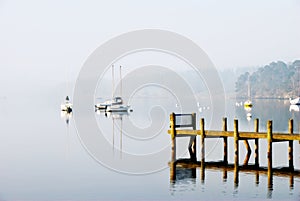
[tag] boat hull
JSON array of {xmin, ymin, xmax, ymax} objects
[{"xmin": 106, "ymin": 105, "xmax": 130, "ymax": 112}]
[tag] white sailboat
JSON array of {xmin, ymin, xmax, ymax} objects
[
  {"xmin": 61, "ymin": 96, "xmax": 72, "ymax": 113},
  {"xmin": 95, "ymin": 65, "xmax": 130, "ymax": 112},
  {"xmin": 289, "ymin": 97, "xmax": 300, "ymax": 105},
  {"xmin": 244, "ymin": 75, "xmax": 253, "ymax": 108}
]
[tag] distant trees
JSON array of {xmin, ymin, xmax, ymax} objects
[{"xmin": 235, "ymin": 60, "xmax": 300, "ymax": 99}]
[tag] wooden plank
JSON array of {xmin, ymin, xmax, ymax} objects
[{"xmin": 168, "ymin": 129, "xmax": 300, "ymax": 141}]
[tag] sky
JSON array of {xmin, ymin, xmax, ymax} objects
[{"xmin": 0, "ymin": 0, "xmax": 299, "ymax": 87}]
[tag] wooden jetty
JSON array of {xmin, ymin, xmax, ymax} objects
[{"xmin": 168, "ymin": 113, "xmax": 300, "ymax": 190}]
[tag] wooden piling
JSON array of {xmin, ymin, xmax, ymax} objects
[
  {"xmin": 223, "ymin": 169, "xmax": 227, "ymax": 182},
  {"xmin": 200, "ymin": 118, "xmax": 205, "ymax": 164},
  {"xmin": 255, "ymin": 171, "xmax": 259, "ymax": 186},
  {"xmin": 243, "ymin": 140, "xmax": 251, "ymax": 165},
  {"xmin": 200, "ymin": 162, "xmax": 205, "ymax": 183},
  {"xmin": 267, "ymin": 120, "xmax": 273, "ymax": 173},
  {"xmin": 223, "ymin": 117, "xmax": 228, "ymax": 165},
  {"xmin": 288, "ymin": 119, "xmax": 294, "ymax": 171},
  {"xmin": 290, "ymin": 175, "xmax": 294, "ymax": 189},
  {"xmin": 170, "ymin": 113, "xmax": 176, "ymax": 162},
  {"xmin": 234, "ymin": 119, "xmax": 239, "ymax": 169},
  {"xmin": 191, "ymin": 113, "xmax": 197, "ymax": 161},
  {"xmin": 170, "ymin": 161, "xmax": 176, "ymax": 181},
  {"xmin": 254, "ymin": 118, "xmax": 259, "ymax": 167},
  {"xmin": 234, "ymin": 165, "xmax": 239, "ymax": 187}
]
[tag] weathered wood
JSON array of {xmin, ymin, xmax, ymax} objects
[
  {"xmin": 223, "ymin": 169, "xmax": 227, "ymax": 182},
  {"xmin": 167, "ymin": 130, "xmax": 300, "ymax": 141},
  {"xmin": 234, "ymin": 165, "xmax": 239, "ymax": 187},
  {"xmin": 243, "ymin": 139, "xmax": 251, "ymax": 165},
  {"xmin": 200, "ymin": 118, "xmax": 205, "ymax": 164},
  {"xmin": 190, "ymin": 113, "xmax": 197, "ymax": 161},
  {"xmin": 170, "ymin": 161, "xmax": 176, "ymax": 181},
  {"xmin": 254, "ymin": 118, "xmax": 259, "ymax": 167},
  {"xmin": 290, "ymin": 175, "xmax": 294, "ymax": 189},
  {"xmin": 168, "ymin": 114, "xmax": 300, "ymax": 174},
  {"xmin": 223, "ymin": 117, "xmax": 228, "ymax": 165},
  {"xmin": 289, "ymin": 119, "xmax": 294, "ymax": 171},
  {"xmin": 255, "ymin": 171, "xmax": 259, "ymax": 186},
  {"xmin": 234, "ymin": 119, "xmax": 239, "ymax": 169},
  {"xmin": 267, "ymin": 120, "xmax": 273, "ymax": 173},
  {"xmin": 170, "ymin": 113, "xmax": 176, "ymax": 161}
]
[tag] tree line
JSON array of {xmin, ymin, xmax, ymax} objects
[{"xmin": 235, "ymin": 60, "xmax": 300, "ymax": 99}]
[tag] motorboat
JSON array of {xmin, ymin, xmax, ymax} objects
[
  {"xmin": 95, "ymin": 96, "xmax": 123, "ymax": 110},
  {"xmin": 289, "ymin": 97, "xmax": 300, "ymax": 105},
  {"xmin": 61, "ymin": 96, "xmax": 72, "ymax": 113}
]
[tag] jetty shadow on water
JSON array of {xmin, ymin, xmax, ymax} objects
[{"xmin": 169, "ymin": 159, "xmax": 299, "ymax": 198}]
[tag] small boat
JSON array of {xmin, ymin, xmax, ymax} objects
[
  {"xmin": 244, "ymin": 74, "xmax": 253, "ymax": 108},
  {"xmin": 95, "ymin": 96, "xmax": 123, "ymax": 110},
  {"xmin": 244, "ymin": 100, "xmax": 253, "ymax": 108},
  {"xmin": 289, "ymin": 97, "xmax": 300, "ymax": 105},
  {"xmin": 61, "ymin": 96, "xmax": 72, "ymax": 113}
]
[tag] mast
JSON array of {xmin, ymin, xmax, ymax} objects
[
  {"xmin": 112, "ymin": 64, "xmax": 115, "ymax": 99},
  {"xmin": 248, "ymin": 74, "xmax": 251, "ymax": 100}
]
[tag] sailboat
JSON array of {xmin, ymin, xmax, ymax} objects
[
  {"xmin": 244, "ymin": 74, "xmax": 253, "ymax": 108},
  {"xmin": 289, "ymin": 97, "xmax": 300, "ymax": 105},
  {"xmin": 95, "ymin": 65, "xmax": 130, "ymax": 112},
  {"xmin": 61, "ymin": 96, "xmax": 72, "ymax": 113}
]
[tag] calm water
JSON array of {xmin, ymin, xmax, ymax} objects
[{"xmin": 0, "ymin": 96, "xmax": 299, "ymax": 200}]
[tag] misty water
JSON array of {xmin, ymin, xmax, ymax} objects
[{"xmin": 0, "ymin": 92, "xmax": 299, "ymax": 201}]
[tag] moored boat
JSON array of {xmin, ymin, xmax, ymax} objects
[
  {"xmin": 61, "ymin": 96, "xmax": 72, "ymax": 113},
  {"xmin": 289, "ymin": 97, "xmax": 300, "ymax": 105}
]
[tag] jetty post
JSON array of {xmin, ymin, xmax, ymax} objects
[
  {"xmin": 222, "ymin": 117, "xmax": 228, "ymax": 165},
  {"xmin": 200, "ymin": 118, "xmax": 205, "ymax": 182},
  {"xmin": 170, "ymin": 113, "xmax": 176, "ymax": 162},
  {"xmin": 191, "ymin": 113, "xmax": 197, "ymax": 161},
  {"xmin": 233, "ymin": 119, "xmax": 239, "ymax": 186},
  {"xmin": 267, "ymin": 120, "xmax": 273, "ymax": 190},
  {"xmin": 288, "ymin": 119, "xmax": 294, "ymax": 171},
  {"xmin": 254, "ymin": 118, "xmax": 259, "ymax": 167}
]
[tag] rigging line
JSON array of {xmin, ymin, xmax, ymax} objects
[{"xmin": 120, "ymin": 116, "xmax": 123, "ymax": 159}]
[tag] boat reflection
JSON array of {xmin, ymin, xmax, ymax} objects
[
  {"xmin": 61, "ymin": 110, "xmax": 72, "ymax": 125},
  {"xmin": 289, "ymin": 105, "xmax": 300, "ymax": 112},
  {"xmin": 96, "ymin": 109, "xmax": 130, "ymax": 156}
]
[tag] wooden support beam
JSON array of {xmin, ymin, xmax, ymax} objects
[
  {"xmin": 170, "ymin": 161, "xmax": 176, "ymax": 181},
  {"xmin": 234, "ymin": 119, "xmax": 239, "ymax": 169},
  {"xmin": 243, "ymin": 139, "xmax": 251, "ymax": 165},
  {"xmin": 223, "ymin": 117, "xmax": 228, "ymax": 165},
  {"xmin": 267, "ymin": 120, "xmax": 273, "ymax": 173},
  {"xmin": 200, "ymin": 118, "xmax": 205, "ymax": 164},
  {"xmin": 170, "ymin": 113, "xmax": 176, "ymax": 162},
  {"xmin": 190, "ymin": 113, "xmax": 197, "ymax": 161}
]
